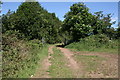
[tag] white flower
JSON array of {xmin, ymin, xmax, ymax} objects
[{"xmin": 31, "ymin": 75, "xmax": 33, "ymax": 77}]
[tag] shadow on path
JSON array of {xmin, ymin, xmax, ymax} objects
[{"xmin": 56, "ymin": 44, "xmax": 65, "ymax": 48}]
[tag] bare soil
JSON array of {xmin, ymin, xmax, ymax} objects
[{"xmin": 73, "ymin": 51, "xmax": 118, "ymax": 78}]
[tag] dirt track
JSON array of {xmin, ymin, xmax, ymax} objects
[
  {"xmin": 32, "ymin": 45, "xmax": 118, "ymax": 78},
  {"xmin": 58, "ymin": 47, "xmax": 84, "ymax": 77}
]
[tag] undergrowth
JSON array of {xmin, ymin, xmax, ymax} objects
[
  {"xmin": 2, "ymin": 34, "xmax": 48, "ymax": 78},
  {"xmin": 65, "ymin": 34, "xmax": 118, "ymax": 54}
]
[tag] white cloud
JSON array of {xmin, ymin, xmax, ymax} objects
[
  {"xmin": 111, "ymin": 17, "xmax": 118, "ymax": 28},
  {"xmin": 111, "ymin": 17, "xmax": 118, "ymax": 22}
]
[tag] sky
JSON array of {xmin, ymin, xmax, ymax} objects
[{"xmin": 1, "ymin": 2, "xmax": 118, "ymax": 28}]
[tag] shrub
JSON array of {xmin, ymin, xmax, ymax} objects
[
  {"xmin": 2, "ymin": 34, "xmax": 43, "ymax": 78},
  {"xmin": 66, "ymin": 34, "xmax": 118, "ymax": 52}
]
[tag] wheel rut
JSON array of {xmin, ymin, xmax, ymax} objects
[{"xmin": 57, "ymin": 47, "xmax": 84, "ymax": 78}]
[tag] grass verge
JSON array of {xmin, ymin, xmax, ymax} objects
[{"xmin": 17, "ymin": 44, "xmax": 49, "ymax": 78}]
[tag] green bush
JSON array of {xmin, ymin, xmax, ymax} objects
[
  {"xmin": 66, "ymin": 34, "xmax": 118, "ymax": 53},
  {"xmin": 2, "ymin": 34, "xmax": 44, "ymax": 78},
  {"xmin": 4, "ymin": 30, "xmax": 26, "ymax": 40}
]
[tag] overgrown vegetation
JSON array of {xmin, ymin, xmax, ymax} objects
[
  {"xmin": 2, "ymin": 33, "xmax": 49, "ymax": 78},
  {"xmin": 66, "ymin": 34, "xmax": 118, "ymax": 53},
  {"xmin": 18, "ymin": 43, "xmax": 49, "ymax": 78}
]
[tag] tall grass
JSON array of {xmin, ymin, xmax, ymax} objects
[{"xmin": 17, "ymin": 42, "xmax": 49, "ymax": 78}]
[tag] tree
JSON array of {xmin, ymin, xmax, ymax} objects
[
  {"xmin": 2, "ymin": 1, "xmax": 62, "ymax": 43},
  {"xmin": 0, "ymin": 1, "xmax": 2, "ymax": 13},
  {"xmin": 13, "ymin": 2, "xmax": 44, "ymax": 39},
  {"xmin": 117, "ymin": 22, "xmax": 120, "ymax": 38},
  {"xmin": 92, "ymin": 11, "xmax": 115, "ymax": 35},
  {"xmin": 62, "ymin": 3, "xmax": 94, "ymax": 42},
  {"xmin": 25, "ymin": 0, "xmax": 37, "ymax": 2},
  {"xmin": 2, "ymin": 10, "xmax": 15, "ymax": 33}
]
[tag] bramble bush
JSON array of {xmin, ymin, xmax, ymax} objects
[{"xmin": 2, "ymin": 33, "xmax": 45, "ymax": 78}]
